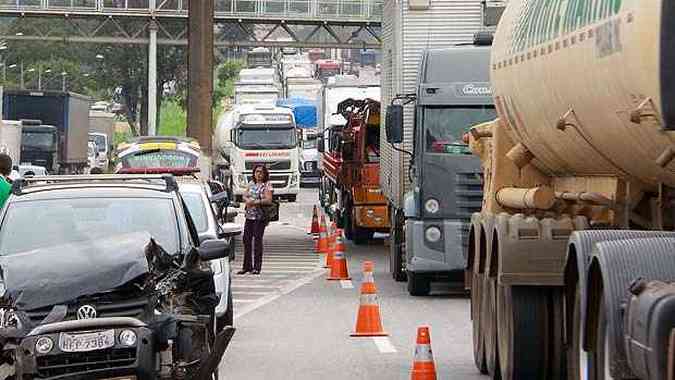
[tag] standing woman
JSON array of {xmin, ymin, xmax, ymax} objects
[{"xmin": 237, "ymin": 165, "xmax": 273, "ymax": 275}]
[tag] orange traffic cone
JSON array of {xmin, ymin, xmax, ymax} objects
[
  {"xmin": 351, "ymin": 261, "xmax": 388, "ymax": 337},
  {"xmin": 316, "ymin": 215, "xmax": 328, "ymax": 254},
  {"xmin": 310, "ymin": 205, "xmax": 320, "ymax": 238},
  {"xmin": 327, "ymin": 232, "xmax": 351, "ymax": 280},
  {"xmin": 324, "ymin": 228, "xmax": 341, "ymax": 268},
  {"xmin": 411, "ymin": 327, "xmax": 437, "ymax": 380}
]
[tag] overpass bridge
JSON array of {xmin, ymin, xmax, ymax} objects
[{"xmin": 0, "ymin": 0, "xmax": 382, "ymax": 49}]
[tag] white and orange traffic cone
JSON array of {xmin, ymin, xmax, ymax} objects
[
  {"xmin": 411, "ymin": 326, "xmax": 437, "ymax": 380},
  {"xmin": 324, "ymin": 228, "xmax": 341, "ymax": 269},
  {"xmin": 316, "ymin": 215, "xmax": 328, "ymax": 254},
  {"xmin": 310, "ymin": 205, "xmax": 320, "ymax": 239},
  {"xmin": 351, "ymin": 261, "xmax": 388, "ymax": 337},
  {"xmin": 327, "ymin": 232, "xmax": 351, "ymax": 280}
]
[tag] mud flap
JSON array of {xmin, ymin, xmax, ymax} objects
[{"xmin": 194, "ymin": 326, "xmax": 236, "ymax": 380}]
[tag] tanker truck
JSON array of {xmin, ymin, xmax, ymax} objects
[{"xmin": 454, "ymin": 2, "xmax": 675, "ymax": 380}]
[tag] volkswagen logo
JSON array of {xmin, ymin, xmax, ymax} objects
[{"xmin": 77, "ymin": 305, "xmax": 97, "ymax": 320}]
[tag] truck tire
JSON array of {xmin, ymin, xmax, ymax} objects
[
  {"xmin": 471, "ymin": 271, "xmax": 488, "ymax": 373},
  {"xmin": 482, "ymin": 274, "xmax": 500, "ymax": 379},
  {"xmin": 390, "ymin": 211, "xmax": 407, "ymax": 282},
  {"xmin": 496, "ymin": 285, "xmax": 549, "ymax": 380},
  {"xmin": 569, "ymin": 282, "xmax": 589, "ymax": 380},
  {"xmin": 353, "ymin": 227, "xmax": 373, "ymax": 245},
  {"xmin": 589, "ymin": 294, "xmax": 615, "ymax": 380},
  {"xmin": 343, "ymin": 204, "xmax": 354, "ymax": 241},
  {"xmin": 407, "ymin": 271, "xmax": 430, "ymax": 296}
]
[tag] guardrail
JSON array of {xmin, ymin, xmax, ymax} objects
[{"xmin": 0, "ymin": 0, "xmax": 383, "ymax": 21}]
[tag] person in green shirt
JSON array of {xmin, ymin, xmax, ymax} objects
[{"xmin": 0, "ymin": 154, "xmax": 13, "ymax": 209}]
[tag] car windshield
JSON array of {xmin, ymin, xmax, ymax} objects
[
  {"xmin": 121, "ymin": 150, "xmax": 199, "ymax": 169},
  {"xmin": 237, "ymin": 127, "xmax": 297, "ymax": 149},
  {"xmin": 22, "ymin": 132, "xmax": 54, "ymax": 149},
  {"xmin": 0, "ymin": 197, "xmax": 179, "ymax": 256},
  {"xmin": 181, "ymin": 191, "xmax": 208, "ymax": 233},
  {"xmin": 423, "ymin": 106, "xmax": 497, "ymax": 154}
]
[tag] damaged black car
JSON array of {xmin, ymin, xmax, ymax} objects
[{"xmin": 0, "ymin": 174, "xmax": 234, "ymax": 380}]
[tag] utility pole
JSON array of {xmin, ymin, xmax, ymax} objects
[{"xmin": 187, "ymin": 0, "xmax": 214, "ymax": 154}]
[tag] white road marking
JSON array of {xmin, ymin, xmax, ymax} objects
[
  {"xmin": 233, "ymin": 299, "xmax": 257, "ymax": 303},
  {"xmin": 229, "ymin": 284, "xmax": 280, "ymax": 289},
  {"xmin": 340, "ymin": 280, "xmax": 354, "ymax": 289},
  {"xmin": 235, "ymin": 269, "xmax": 326, "ymax": 319},
  {"xmin": 232, "ymin": 291, "xmax": 270, "ymax": 296},
  {"xmin": 372, "ymin": 337, "xmax": 397, "ymax": 353}
]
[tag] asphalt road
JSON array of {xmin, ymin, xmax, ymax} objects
[{"xmin": 219, "ymin": 188, "xmax": 483, "ymax": 380}]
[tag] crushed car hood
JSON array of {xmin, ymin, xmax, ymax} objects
[{"xmin": 0, "ymin": 232, "xmax": 155, "ymax": 310}]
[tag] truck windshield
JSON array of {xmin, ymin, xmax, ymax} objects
[
  {"xmin": 0, "ymin": 198, "xmax": 179, "ymax": 256},
  {"xmin": 423, "ymin": 106, "xmax": 497, "ymax": 154},
  {"xmin": 22, "ymin": 132, "xmax": 55, "ymax": 150},
  {"xmin": 237, "ymin": 127, "xmax": 297, "ymax": 150},
  {"xmin": 303, "ymin": 136, "xmax": 318, "ymax": 149},
  {"xmin": 89, "ymin": 134, "xmax": 107, "ymax": 153}
]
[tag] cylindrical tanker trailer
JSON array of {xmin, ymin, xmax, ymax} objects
[{"xmin": 467, "ymin": 1, "xmax": 675, "ymax": 380}]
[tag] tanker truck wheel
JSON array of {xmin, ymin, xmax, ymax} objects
[
  {"xmin": 589, "ymin": 294, "xmax": 616, "ymax": 380},
  {"xmin": 471, "ymin": 271, "xmax": 487, "ymax": 373},
  {"xmin": 496, "ymin": 285, "xmax": 549, "ymax": 380},
  {"xmin": 568, "ymin": 282, "xmax": 590, "ymax": 380},
  {"xmin": 482, "ymin": 273, "xmax": 500, "ymax": 379}
]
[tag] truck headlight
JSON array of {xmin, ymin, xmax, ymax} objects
[
  {"xmin": 35, "ymin": 337, "xmax": 54, "ymax": 354},
  {"xmin": 425, "ymin": 226, "xmax": 442, "ymax": 243},
  {"xmin": 119, "ymin": 329, "xmax": 137, "ymax": 346},
  {"xmin": 425, "ymin": 198, "xmax": 440, "ymax": 214}
]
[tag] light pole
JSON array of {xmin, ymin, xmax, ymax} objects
[
  {"xmin": 26, "ymin": 67, "xmax": 35, "ymax": 89},
  {"xmin": 61, "ymin": 72, "xmax": 67, "ymax": 92}
]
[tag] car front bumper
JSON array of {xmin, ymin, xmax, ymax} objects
[{"xmin": 15, "ymin": 318, "xmax": 155, "ymax": 380}]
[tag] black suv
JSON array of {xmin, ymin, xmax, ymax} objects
[{"xmin": 0, "ymin": 175, "xmax": 234, "ymax": 380}]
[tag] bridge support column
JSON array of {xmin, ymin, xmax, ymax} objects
[
  {"xmin": 148, "ymin": 20, "xmax": 158, "ymax": 136},
  {"xmin": 187, "ymin": 0, "xmax": 214, "ymax": 154}
]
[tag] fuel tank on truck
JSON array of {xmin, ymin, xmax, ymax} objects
[{"xmin": 491, "ymin": 0, "xmax": 675, "ymax": 188}]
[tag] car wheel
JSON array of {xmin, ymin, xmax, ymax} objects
[{"xmin": 218, "ymin": 287, "xmax": 234, "ymax": 331}]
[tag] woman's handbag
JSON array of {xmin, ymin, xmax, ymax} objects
[{"xmin": 261, "ymin": 200, "xmax": 280, "ymax": 224}]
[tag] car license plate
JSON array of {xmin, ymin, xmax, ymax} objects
[{"xmin": 59, "ymin": 330, "xmax": 115, "ymax": 352}]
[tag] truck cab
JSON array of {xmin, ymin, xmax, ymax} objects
[
  {"xmin": 227, "ymin": 105, "xmax": 301, "ymax": 202},
  {"xmin": 386, "ymin": 38, "xmax": 497, "ymax": 295},
  {"xmin": 20, "ymin": 122, "xmax": 58, "ymax": 173}
]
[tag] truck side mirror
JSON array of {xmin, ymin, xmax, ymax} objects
[
  {"xmin": 230, "ymin": 129, "xmax": 235, "ymax": 142},
  {"xmin": 386, "ymin": 105, "xmax": 404, "ymax": 144},
  {"xmin": 317, "ymin": 137, "xmax": 325, "ymax": 153}
]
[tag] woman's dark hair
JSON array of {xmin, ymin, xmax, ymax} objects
[{"xmin": 252, "ymin": 164, "xmax": 270, "ymax": 183}]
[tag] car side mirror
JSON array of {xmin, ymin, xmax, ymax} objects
[
  {"xmin": 386, "ymin": 104, "xmax": 404, "ymax": 144},
  {"xmin": 197, "ymin": 239, "xmax": 230, "ymax": 261},
  {"xmin": 317, "ymin": 137, "xmax": 325, "ymax": 153}
]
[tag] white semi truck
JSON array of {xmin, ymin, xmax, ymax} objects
[{"xmin": 214, "ymin": 104, "xmax": 301, "ymax": 202}]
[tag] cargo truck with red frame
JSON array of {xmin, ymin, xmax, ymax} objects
[{"xmin": 319, "ymin": 98, "xmax": 389, "ymax": 244}]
